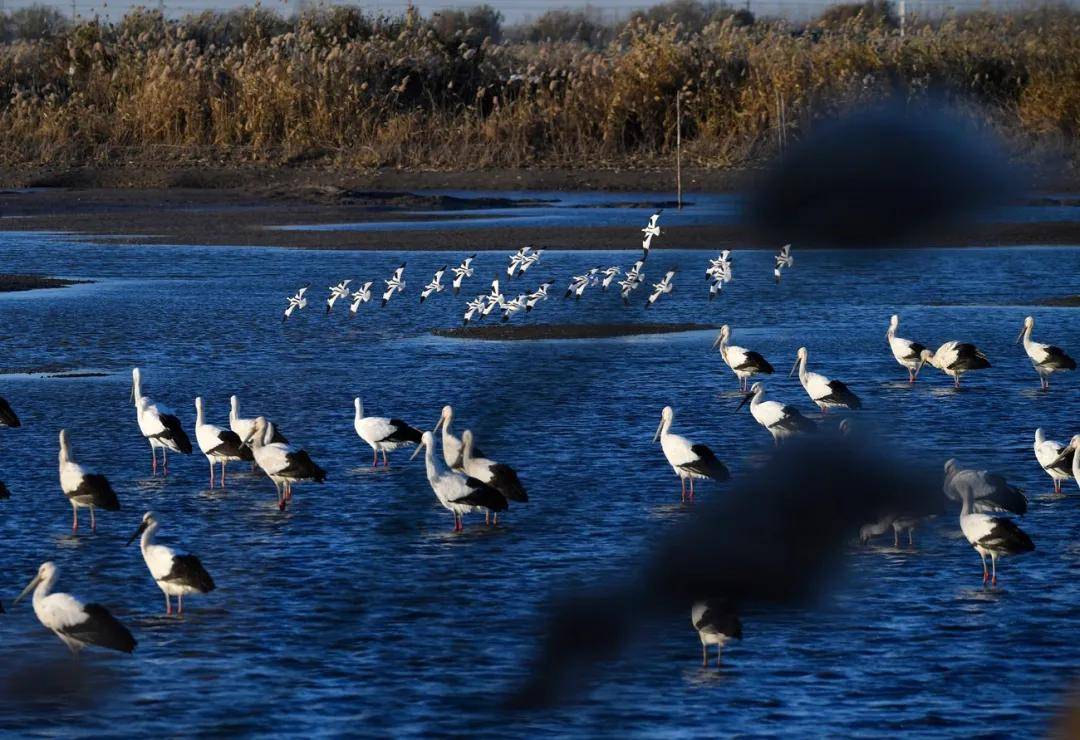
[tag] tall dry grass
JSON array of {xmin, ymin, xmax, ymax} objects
[{"xmin": 0, "ymin": 3, "xmax": 1076, "ymax": 171}]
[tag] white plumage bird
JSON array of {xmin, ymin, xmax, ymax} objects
[
  {"xmin": 326, "ymin": 279, "xmax": 352, "ymax": 314},
  {"xmin": 410, "ymin": 431, "xmax": 506, "ymax": 532},
  {"xmin": 463, "ymin": 296, "xmax": 487, "ymax": 325},
  {"xmin": 348, "ymin": 281, "xmax": 374, "ymax": 315},
  {"xmin": 15, "ymin": 562, "xmax": 136, "ymax": 654},
  {"xmin": 283, "ymin": 284, "xmax": 309, "ymax": 321},
  {"xmin": 519, "ymin": 248, "xmax": 542, "ymax": 275},
  {"xmin": 195, "ymin": 396, "xmax": 252, "ymax": 488},
  {"xmin": 645, "ymin": 269, "xmax": 676, "ymax": 308},
  {"xmin": 886, "ymin": 314, "xmax": 928, "ymax": 383},
  {"xmin": 381, "ymin": 263, "xmax": 406, "ymax": 307},
  {"xmin": 127, "ymin": 512, "xmax": 215, "ymax": 615},
  {"xmin": 58, "ymin": 429, "xmax": 120, "ymax": 532},
  {"xmin": 420, "ymin": 265, "xmax": 447, "ymax": 304},
  {"xmin": 248, "ymin": 416, "xmax": 326, "ymax": 510},
  {"xmin": 713, "ymin": 324, "xmax": 774, "ymax": 391},
  {"xmin": 773, "ymin": 244, "xmax": 793, "ymax": 284},
  {"xmin": 736, "ymin": 382, "xmax": 817, "ymax": 445},
  {"xmin": 132, "ymin": 368, "xmax": 193, "ymax": 476},
  {"xmin": 1017, "ymin": 315, "xmax": 1076, "ymax": 389},
  {"xmin": 957, "ymin": 485, "xmax": 1034, "ymax": 586},
  {"xmin": 641, "ymin": 211, "xmax": 661, "ymax": 260},
  {"xmin": 653, "ymin": 406, "xmax": 730, "ymax": 502},
  {"xmin": 451, "ymin": 255, "xmax": 475, "ymax": 294},
  {"xmin": 1034, "ymin": 428, "xmax": 1075, "ymax": 494},
  {"xmin": 525, "ymin": 281, "xmax": 553, "ymax": 311},
  {"xmin": 353, "ymin": 397, "xmax": 422, "ymax": 468},
  {"xmin": 619, "ymin": 260, "xmax": 645, "ymax": 305},
  {"xmin": 691, "ymin": 600, "xmax": 742, "ymax": 667},
  {"xmin": 600, "ymin": 266, "xmax": 621, "ymax": 290},
  {"xmin": 918, "ymin": 341, "xmax": 991, "ymax": 388},
  {"xmin": 791, "ymin": 347, "xmax": 862, "ymax": 413}
]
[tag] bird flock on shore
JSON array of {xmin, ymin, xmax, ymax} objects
[
  {"xmin": 280, "ymin": 212, "xmax": 797, "ymax": 324},
  {"xmin": 0, "ymin": 211, "xmax": 1077, "ymax": 667}
]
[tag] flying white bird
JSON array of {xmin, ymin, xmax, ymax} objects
[
  {"xmin": 565, "ymin": 274, "xmax": 591, "ymax": 300},
  {"xmin": 519, "ymin": 248, "xmax": 543, "ymax": 274},
  {"xmin": 773, "ymin": 244, "xmax": 793, "ymax": 284},
  {"xmin": 600, "ymin": 266, "xmax": 621, "ymax": 291},
  {"xmin": 127, "ymin": 511, "xmax": 216, "ymax": 615},
  {"xmin": 381, "ymin": 263, "xmax": 406, "ymax": 307},
  {"xmin": 482, "ymin": 277, "xmax": 504, "ymax": 316},
  {"xmin": 506, "ymin": 246, "xmax": 530, "ymax": 278},
  {"xmin": 526, "ymin": 281, "xmax": 553, "ymax": 311},
  {"xmin": 641, "ymin": 211, "xmax": 661, "ymax": 260},
  {"xmin": 348, "ymin": 281, "xmax": 374, "ymax": 315},
  {"xmin": 501, "ymin": 294, "xmax": 528, "ymax": 322},
  {"xmin": 463, "ymin": 296, "xmax": 487, "ymax": 325},
  {"xmin": 451, "ymin": 255, "xmax": 476, "ymax": 294},
  {"xmin": 645, "ymin": 269, "xmax": 676, "ymax": 308},
  {"xmin": 420, "ymin": 265, "xmax": 447, "ymax": 304},
  {"xmin": 1017, "ymin": 315, "xmax": 1076, "ymax": 389},
  {"xmin": 283, "ymin": 284, "xmax": 309, "ymax": 321},
  {"xmin": 15, "ymin": 562, "xmax": 136, "ymax": 654},
  {"xmin": 326, "ymin": 280, "xmax": 352, "ymax": 314},
  {"xmin": 619, "ymin": 260, "xmax": 646, "ymax": 305}
]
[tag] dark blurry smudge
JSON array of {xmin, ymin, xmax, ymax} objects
[
  {"xmin": 746, "ymin": 99, "xmax": 1022, "ymax": 247},
  {"xmin": 508, "ymin": 435, "xmax": 941, "ymax": 709}
]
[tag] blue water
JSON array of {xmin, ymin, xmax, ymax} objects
[{"xmin": 1, "ymin": 231, "xmax": 1079, "ymax": 736}]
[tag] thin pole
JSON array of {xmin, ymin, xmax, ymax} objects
[{"xmin": 676, "ymin": 90, "xmax": 682, "ymax": 210}]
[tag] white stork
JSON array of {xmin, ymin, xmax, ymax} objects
[
  {"xmin": 691, "ymin": 600, "xmax": 742, "ymax": 667},
  {"xmin": 128, "ymin": 511, "xmax": 215, "ymax": 615},
  {"xmin": 248, "ymin": 416, "xmax": 326, "ymax": 510},
  {"xmin": 58, "ymin": 429, "xmax": 120, "ymax": 532},
  {"xmin": 381, "ymin": 263, "xmax": 406, "ymax": 307},
  {"xmin": 887, "ymin": 314, "xmax": 927, "ymax": 383},
  {"xmin": 420, "ymin": 266, "xmax": 447, "ymax": 304},
  {"xmin": 410, "ymin": 431, "xmax": 506, "ymax": 532},
  {"xmin": 791, "ymin": 347, "xmax": 861, "ymax": 413},
  {"xmin": 326, "ymin": 279, "xmax": 351, "ymax": 314},
  {"xmin": 645, "ymin": 269, "xmax": 676, "ymax": 308},
  {"xmin": 958, "ymin": 486, "xmax": 1034, "ymax": 586},
  {"xmin": 15, "ymin": 562, "xmax": 136, "ymax": 654},
  {"xmin": 460, "ymin": 429, "xmax": 528, "ymax": 524},
  {"xmin": 1017, "ymin": 316, "xmax": 1076, "ymax": 389},
  {"xmin": 353, "ymin": 397, "xmax": 422, "ymax": 468},
  {"xmin": 348, "ymin": 281, "xmax": 374, "ymax": 316},
  {"xmin": 132, "ymin": 368, "xmax": 192, "ymax": 476},
  {"xmin": 283, "ymin": 284, "xmax": 309, "ymax": 321},
  {"xmin": 713, "ymin": 325, "xmax": 774, "ymax": 391},
  {"xmin": 451, "ymin": 255, "xmax": 476, "ymax": 294},
  {"xmin": 433, "ymin": 404, "xmax": 483, "ymax": 471},
  {"xmin": 653, "ymin": 406, "xmax": 730, "ymax": 502},
  {"xmin": 195, "ymin": 397, "xmax": 252, "ymax": 488},
  {"xmin": 736, "ymin": 382, "xmax": 817, "ymax": 445},
  {"xmin": 641, "ymin": 211, "xmax": 661, "ymax": 260},
  {"xmin": 918, "ymin": 341, "xmax": 991, "ymax": 388},
  {"xmin": 943, "ymin": 459, "xmax": 1027, "ymax": 515},
  {"xmin": 1043, "ymin": 432, "xmax": 1078, "ymax": 493}
]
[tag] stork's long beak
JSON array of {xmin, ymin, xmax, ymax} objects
[
  {"xmin": 126, "ymin": 521, "xmax": 149, "ymax": 546},
  {"xmin": 409, "ymin": 440, "xmax": 425, "ymax": 461},
  {"xmin": 916, "ymin": 356, "xmax": 928, "ymax": 375},
  {"xmin": 711, "ymin": 333, "xmax": 722, "ymax": 349},
  {"xmin": 433, "ymin": 415, "xmax": 444, "ymax": 433},
  {"xmin": 652, "ymin": 418, "xmax": 664, "ymax": 443},
  {"xmin": 735, "ymin": 392, "xmax": 753, "ymax": 412},
  {"xmin": 130, "ymin": 384, "xmax": 135, "ymax": 403},
  {"xmin": 1015, "ymin": 328, "xmax": 1025, "ymax": 344},
  {"xmin": 789, "ymin": 359, "xmax": 799, "ymax": 377},
  {"xmin": 14, "ymin": 575, "xmax": 41, "ymax": 605}
]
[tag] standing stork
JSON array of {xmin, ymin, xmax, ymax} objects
[
  {"xmin": 451, "ymin": 255, "xmax": 476, "ymax": 295},
  {"xmin": 1048, "ymin": 434, "xmax": 1080, "ymax": 493},
  {"xmin": 59, "ymin": 429, "xmax": 120, "ymax": 532},
  {"xmin": 918, "ymin": 342, "xmax": 991, "ymax": 388},
  {"xmin": 653, "ymin": 406, "xmax": 730, "ymax": 502},
  {"xmin": 249, "ymin": 416, "xmax": 326, "ymax": 510},
  {"xmin": 128, "ymin": 512, "xmax": 215, "ymax": 615},
  {"xmin": 958, "ymin": 487, "xmax": 1034, "ymax": 586},
  {"xmin": 420, "ymin": 266, "xmax": 447, "ymax": 304},
  {"xmin": 381, "ymin": 263, "xmax": 406, "ymax": 307},
  {"xmin": 195, "ymin": 397, "xmax": 252, "ymax": 488},
  {"xmin": 713, "ymin": 325, "xmax": 774, "ymax": 391},
  {"xmin": 283, "ymin": 284, "xmax": 309, "ymax": 321},
  {"xmin": 791, "ymin": 347, "xmax": 861, "ymax": 413},
  {"xmin": 943, "ymin": 459, "xmax": 1027, "ymax": 515},
  {"xmin": 1034, "ymin": 428, "xmax": 1074, "ymax": 494},
  {"xmin": 15, "ymin": 562, "xmax": 136, "ymax": 654},
  {"xmin": 736, "ymin": 382, "xmax": 817, "ymax": 445},
  {"xmin": 348, "ymin": 281, "xmax": 374, "ymax": 316},
  {"xmin": 132, "ymin": 368, "xmax": 192, "ymax": 475},
  {"xmin": 691, "ymin": 600, "xmax": 742, "ymax": 667},
  {"xmin": 0, "ymin": 396, "xmax": 21, "ymax": 427},
  {"xmin": 887, "ymin": 314, "xmax": 927, "ymax": 383},
  {"xmin": 433, "ymin": 405, "xmax": 484, "ymax": 471},
  {"xmin": 460, "ymin": 429, "xmax": 528, "ymax": 524},
  {"xmin": 641, "ymin": 211, "xmax": 661, "ymax": 260},
  {"xmin": 353, "ymin": 397, "xmax": 422, "ymax": 468},
  {"xmin": 326, "ymin": 279, "xmax": 352, "ymax": 314},
  {"xmin": 645, "ymin": 269, "xmax": 676, "ymax": 308},
  {"xmin": 1017, "ymin": 316, "xmax": 1076, "ymax": 389},
  {"xmin": 410, "ymin": 431, "xmax": 506, "ymax": 532}
]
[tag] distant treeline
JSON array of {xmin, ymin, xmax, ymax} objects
[{"xmin": 0, "ymin": 1, "xmax": 1075, "ymax": 171}]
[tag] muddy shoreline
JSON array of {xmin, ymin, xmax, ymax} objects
[
  {"xmin": 0, "ymin": 274, "xmax": 88, "ymax": 292},
  {"xmin": 0, "ymin": 168, "xmax": 1077, "ymax": 250},
  {"xmin": 432, "ymin": 323, "xmax": 718, "ymax": 340}
]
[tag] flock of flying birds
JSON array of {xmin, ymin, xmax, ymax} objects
[
  {"xmin": 281, "ymin": 211, "xmax": 796, "ymax": 324},
  {"xmin": 1, "ymin": 208, "xmax": 1077, "ymax": 668}
]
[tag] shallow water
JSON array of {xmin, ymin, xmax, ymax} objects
[{"xmin": 1, "ymin": 231, "xmax": 1079, "ymax": 736}]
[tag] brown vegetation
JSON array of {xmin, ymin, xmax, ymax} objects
[{"xmin": 0, "ymin": 1, "xmax": 1076, "ymax": 173}]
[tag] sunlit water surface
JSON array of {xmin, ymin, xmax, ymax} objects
[{"xmin": 1, "ymin": 231, "xmax": 1079, "ymax": 736}]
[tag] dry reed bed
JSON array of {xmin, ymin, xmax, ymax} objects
[{"xmin": 0, "ymin": 6, "xmax": 1076, "ymax": 170}]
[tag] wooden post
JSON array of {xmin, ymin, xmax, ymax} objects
[
  {"xmin": 676, "ymin": 91, "xmax": 683, "ymax": 210},
  {"xmin": 899, "ymin": 0, "xmax": 906, "ymax": 38}
]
